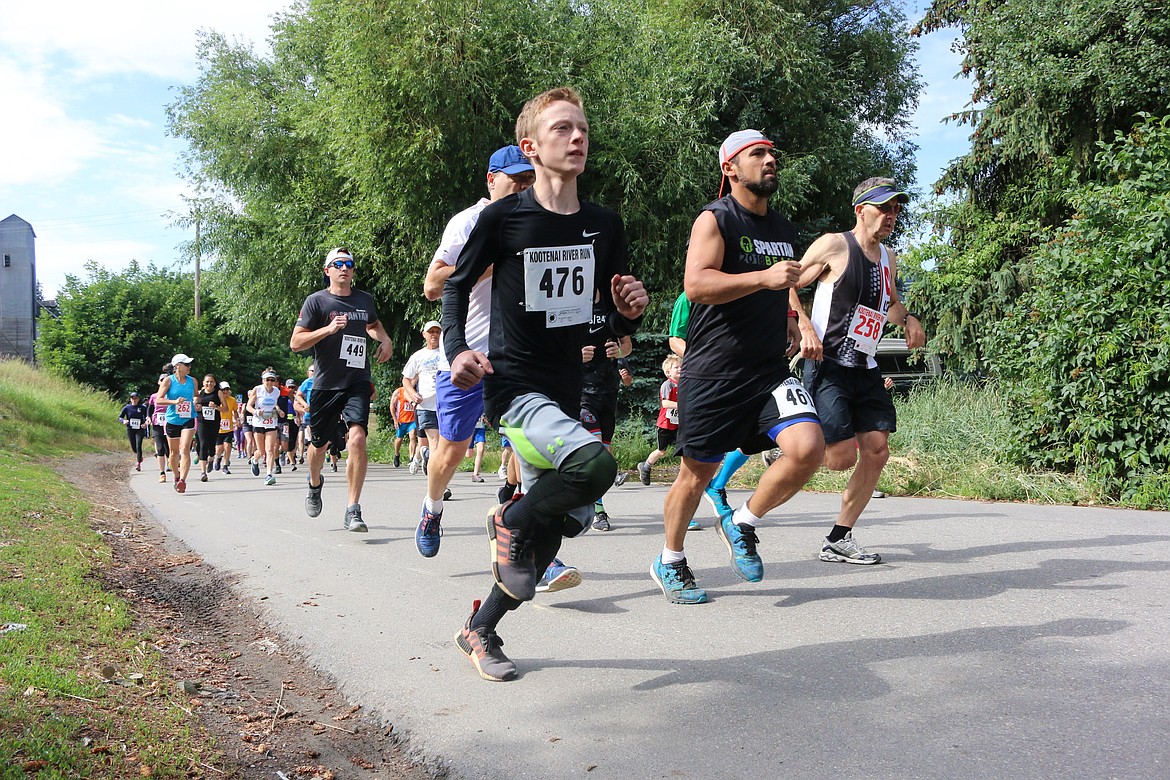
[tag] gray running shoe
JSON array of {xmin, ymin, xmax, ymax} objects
[
  {"xmin": 264, "ymin": 474, "xmax": 276, "ymax": 486},
  {"xmin": 487, "ymin": 502, "xmax": 536, "ymax": 601},
  {"xmin": 613, "ymin": 471, "xmax": 628, "ymax": 487},
  {"xmin": 637, "ymin": 460, "xmax": 651, "ymax": 486},
  {"xmin": 455, "ymin": 600, "xmax": 517, "ymax": 682},
  {"xmin": 819, "ymin": 532, "xmax": 881, "ymax": 565},
  {"xmin": 591, "ymin": 511, "xmax": 611, "ymax": 532},
  {"xmin": 872, "ymin": 489, "xmax": 887, "ymax": 499},
  {"xmin": 762, "ymin": 448, "xmax": 781, "ymax": 467},
  {"xmin": 344, "ymin": 503, "xmax": 368, "ymax": 533},
  {"xmin": 305, "ymin": 477, "xmax": 324, "ymax": 518}
]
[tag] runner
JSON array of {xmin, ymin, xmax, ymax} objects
[
  {"xmin": 389, "ymin": 384, "xmax": 417, "ymax": 469},
  {"xmin": 402, "ymin": 321, "xmax": 442, "ymax": 476},
  {"xmin": 443, "ymin": 87, "xmax": 647, "ymax": 680},
  {"xmin": 792, "ymin": 177, "xmax": 926, "ymax": 564},
  {"xmin": 579, "ymin": 328, "xmax": 633, "ymax": 531},
  {"xmin": 215, "ymin": 381, "xmax": 236, "ymax": 475},
  {"xmin": 194, "ymin": 374, "xmax": 223, "ymax": 483},
  {"xmin": 247, "ymin": 369, "xmax": 283, "ymax": 486},
  {"xmin": 414, "ymin": 145, "xmax": 535, "ymax": 558},
  {"xmin": 118, "ymin": 390, "xmax": 148, "ymax": 472},
  {"xmin": 466, "ymin": 415, "xmax": 488, "ymax": 482},
  {"xmin": 157, "ymin": 353, "xmax": 198, "ymax": 494},
  {"xmin": 636, "ymin": 353, "xmax": 681, "ymax": 485},
  {"xmin": 290, "ymin": 247, "xmax": 393, "ymax": 532},
  {"xmin": 656, "ymin": 129, "xmax": 824, "ymax": 605},
  {"xmin": 281, "ymin": 378, "xmax": 300, "ymax": 472},
  {"xmin": 147, "ymin": 372, "xmax": 171, "ymax": 482}
]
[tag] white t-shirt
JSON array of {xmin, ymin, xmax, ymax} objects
[
  {"xmin": 434, "ymin": 198, "xmax": 492, "ymax": 371},
  {"xmin": 403, "ymin": 347, "xmax": 441, "ymax": 411}
]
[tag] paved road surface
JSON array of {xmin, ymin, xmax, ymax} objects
[{"xmin": 131, "ymin": 462, "xmax": 1170, "ymax": 779}]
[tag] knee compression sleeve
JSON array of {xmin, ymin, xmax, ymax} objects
[{"xmin": 510, "ymin": 442, "xmax": 616, "ymax": 529}]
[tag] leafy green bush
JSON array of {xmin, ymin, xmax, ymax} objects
[{"xmin": 987, "ymin": 114, "xmax": 1170, "ymax": 503}]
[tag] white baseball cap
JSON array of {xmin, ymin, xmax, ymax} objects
[
  {"xmin": 171, "ymin": 353, "xmax": 194, "ymax": 365},
  {"xmin": 422, "ymin": 320, "xmax": 441, "ymax": 333}
]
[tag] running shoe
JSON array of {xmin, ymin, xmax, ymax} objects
[
  {"xmin": 158, "ymin": 473, "xmax": 166, "ymax": 483},
  {"xmin": 613, "ymin": 471, "xmax": 628, "ymax": 487},
  {"xmin": 872, "ymin": 489, "xmax": 886, "ymax": 499},
  {"xmin": 471, "ymin": 474, "xmax": 484, "ymax": 483},
  {"xmin": 250, "ymin": 459, "xmax": 260, "ymax": 477},
  {"xmin": 819, "ymin": 532, "xmax": 881, "ymax": 565},
  {"xmin": 762, "ymin": 448, "xmax": 781, "ymax": 467},
  {"xmin": 637, "ymin": 460, "xmax": 651, "ymax": 486},
  {"xmin": 651, "ymin": 556, "xmax": 708, "ymax": 604},
  {"xmin": 135, "ymin": 462, "xmax": 141, "ymax": 472},
  {"xmin": 536, "ymin": 558, "xmax": 582, "ymax": 593},
  {"xmin": 264, "ymin": 474, "xmax": 276, "ymax": 486},
  {"xmin": 591, "ymin": 511, "xmax": 611, "ymax": 532},
  {"xmin": 703, "ymin": 484, "xmax": 733, "ymax": 520},
  {"xmin": 290, "ymin": 461, "xmax": 297, "ymax": 472},
  {"xmin": 223, "ymin": 465, "xmax": 231, "ymax": 475},
  {"xmin": 408, "ymin": 458, "xmax": 419, "ymax": 476},
  {"xmin": 716, "ymin": 515, "xmax": 763, "ymax": 582},
  {"xmin": 486, "ymin": 501, "xmax": 536, "ymax": 601},
  {"xmin": 497, "ymin": 463, "xmax": 507, "ymax": 480},
  {"xmin": 175, "ymin": 478, "xmax": 186, "ymax": 494},
  {"xmin": 454, "ymin": 600, "xmax": 517, "ymax": 682},
  {"xmin": 214, "ymin": 457, "xmax": 222, "ymax": 471},
  {"xmin": 275, "ymin": 462, "xmax": 282, "ymax": 475},
  {"xmin": 497, "ymin": 483, "xmax": 517, "ymax": 504},
  {"xmin": 393, "ymin": 454, "xmax": 401, "ymax": 468},
  {"xmin": 305, "ymin": 477, "xmax": 323, "ymax": 518},
  {"xmin": 331, "ymin": 461, "xmax": 338, "ymax": 472},
  {"xmin": 415, "ymin": 506, "xmax": 443, "ymax": 558},
  {"xmin": 200, "ymin": 473, "xmax": 209, "ymax": 483},
  {"xmin": 344, "ymin": 504, "xmax": 368, "ymax": 533},
  {"xmin": 444, "ymin": 488, "xmax": 453, "ymax": 501},
  {"xmin": 687, "ymin": 518, "xmax": 702, "ymax": 531}
]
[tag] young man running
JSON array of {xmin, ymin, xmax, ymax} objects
[
  {"xmin": 656, "ymin": 130, "xmax": 825, "ymax": 605},
  {"xmin": 402, "ymin": 321, "xmax": 443, "ymax": 476},
  {"xmin": 443, "ymin": 87, "xmax": 647, "ymax": 680},
  {"xmin": 792, "ymin": 177, "xmax": 926, "ymax": 564},
  {"xmin": 414, "ymin": 145, "xmax": 535, "ymax": 557},
  {"xmin": 290, "ymin": 247, "xmax": 393, "ymax": 532}
]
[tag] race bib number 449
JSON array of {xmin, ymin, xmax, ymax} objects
[
  {"xmin": 341, "ymin": 334, "xmax": 366, "ymax": 368},
  {"xmin": 523, "ymin": 245, "xmax": 595, "ymax": 328}
]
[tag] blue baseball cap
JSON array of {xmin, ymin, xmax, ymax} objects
[{"xmin": 488, "ymin": 145, "xmax": 534, "ymax": 175}]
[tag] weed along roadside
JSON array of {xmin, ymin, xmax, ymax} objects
[{"xmin": 0, "ymin": 360, "xmax": 427, "ymax": 778}]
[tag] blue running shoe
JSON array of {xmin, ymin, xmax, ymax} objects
[
  {"xmin": 650, "ymin": 555, "xmax": 708, "ymax": 604},
  {"xmin": 687, "ymin": 518, "xmax": 702, "ymax": 531},
  {"xmin": 716, "ymin": 515, "xmax": 763, "ymax": 582},
  {"xmin": 415, "ymin": 506, "xmax": 443, "ymax": 557},
  {"xmin": 536, "ymin": 558, "xmax": 582, "ymax": 593},
  {"xmin": 703, "ymin": 484, "xmax": 733, "ymax": 520}
]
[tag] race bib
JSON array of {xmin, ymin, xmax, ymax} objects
[
  {"xmin": 129, "ymin": 418, "xmax": 141, "ymax": 430},
  {"xmin": 848, "ymin": 304, "xmax": 887, "ymax": 357},
  {"xmin": 666, "ymin": 408, "xmax": 679, "ymax": 425},
  {"xmin": 201, "ymin": 406, "xmax": 217, "ymax": 421},
  {"xmin": 523, "ymin": 245, "xmax": 595, "ymax": 328},
  {"xmin": 281, "ymin": 423, "xmax": 290, "ymax": 438},
  {"xmin": 341, "ymin": 334, "xmax": 366, "ymax": 368},
  {"xmin": 175, "ymin": 399, "xmax": 192, "ymax": 418},
  {"xmin": 771, "ymin": 377, "xmax": 818, "ymax": 419}
]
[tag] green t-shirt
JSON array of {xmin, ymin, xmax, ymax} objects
[{"xmin": 668, "ymin": 292, "xmax": 690, "ymax": 339}]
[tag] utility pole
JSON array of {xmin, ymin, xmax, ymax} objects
[{"xmin": 194, "ymin": 215, "xmax": 201, "ymax": 321}]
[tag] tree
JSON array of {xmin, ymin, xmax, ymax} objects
[
  {"xmin": 167, "ymin": 0, "xmax": 921, "ymax": 348},
  {"xmin": 36, "ymin": 262, "xmax": 303, "ymax": 397}
]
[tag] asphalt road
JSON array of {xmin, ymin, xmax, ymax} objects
[{"xmin": 130, "ymin": 460, "xmax": 1170, "ymax": 779}]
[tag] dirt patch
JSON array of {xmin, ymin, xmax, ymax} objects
[{"xmin": 58, "ymin": 454, "xmax": 438, "ymax": 780}]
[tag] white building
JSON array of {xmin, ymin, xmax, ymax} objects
[{"xmin": 0, "ymin": 214, "xmax": 37, "ymax": 361}]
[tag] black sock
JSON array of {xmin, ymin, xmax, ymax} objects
[
  {"xmin": 827, "ymin": 524, "xmax": 852, "ymax": 543},
  {"xmin": 470, "ymin": 586, "xmax": 522, "ymax": 633}
]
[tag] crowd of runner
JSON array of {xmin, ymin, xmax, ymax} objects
[{"xmin": 130, "ymin": 86, "xmax": 927, "ymax": 684}]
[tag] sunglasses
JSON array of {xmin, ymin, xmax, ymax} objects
[
  {"xmin": 328, "ymin": 259, "xmax": 355, "ymax": 269},
  {"xmin": 872, "ymin": 201, "xmax": 902, "ymax": 215}
]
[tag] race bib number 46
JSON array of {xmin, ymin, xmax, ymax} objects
[
  {"xmin": 771, "ymin": 377, "xmax": 818, "ymax": 420},
  {"xmin": 848, "ymin": 304, "xmax": 887, "ymax": 357},
  {"xmin": 523, "ymin": 245, "xmax": 595, "ymax": 328},
  {"xmin": 341, "ymin": 334, "xmax": 366, "ymax": 368}
]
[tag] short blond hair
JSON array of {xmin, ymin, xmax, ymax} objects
[
  {"xmin": 662, "ymin": 354, "xmax": 682, "ymax": 375},
  {"xmin": 515, "ymin": 86, "xmax": 585, "ymax": 146}
]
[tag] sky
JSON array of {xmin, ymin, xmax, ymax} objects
[{"xmin": 0, "ymin": 1, "xmax": 973, "ymax": 299}]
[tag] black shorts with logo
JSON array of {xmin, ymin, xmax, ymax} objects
[
  {"xmin": 804, "ymin": 359, "xmax": 896, "ymax": 445},
  {"xmin": 308, "ymin": 385, "xmax": 371, "ymax": 450}
]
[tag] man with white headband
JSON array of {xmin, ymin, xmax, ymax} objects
[
  {"xmin": 792, "ymin": 177, "xmax": 926, "ymax": 565},
  {"xmin": 290, "ymin": 247, "xmax": 393, "ymax": 533},
  {"xmin": 656, "ymin": 129, "xmax": 825, "ymax": 605}
]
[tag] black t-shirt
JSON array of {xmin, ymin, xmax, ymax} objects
[
  {"xmin": 196, "ymin": 390, "xmax": 221, "ymax": 427},
  {"xmin": 682, "ymin": 195, "xmax": 797, "ymax": 382},
  {"xmin": 295, "ymin": 288, "xmax": 380, "ymax": 392},
  {"xmin": 581, "ymin": 299, "xmax": 621, "ymax": 410},
  {"xmin": 442, "ymin": 187, "xmax": 642, "ymax": 421},
  {"xmin": 119, "ymin": 403, "xmax": 148, "ymax": 429}
]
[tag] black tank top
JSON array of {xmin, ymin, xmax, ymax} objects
[
  {"xmin": 811, "ymin": 231, "xmax": 886, "ymax": 367},
  {"xmin": 682, "ymin": 195, "xmax": 797, "ymax": 381}
]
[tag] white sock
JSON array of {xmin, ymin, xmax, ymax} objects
[
  {"xmin": 424, "ymin": 495, "xmax": 443, "ymax": 514},
  {"xmin": 732, "ymin": 502, "xmax": 760, "ymax": 529},
  {"xmin": 661, "ymin": 547, "xmax": 686, "ymax": 564}
]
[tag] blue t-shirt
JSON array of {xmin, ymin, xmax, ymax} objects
[
  {"xmin": 164, "ymin": 374, "xmax": 196, "ymax": 425},
  {"xmin": 298, "ymin": 377, "xmax": 315, "ymax": 425}
]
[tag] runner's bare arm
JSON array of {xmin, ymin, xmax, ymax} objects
[
  {"xmin": 684, "ymin": 211, "xmax": 801, "ymax": 304},
  {"xmin": 423, "ymin": 260, "xmax": 455, "ymax": 302},
  {"xmin": 290, "ymin": 316, "xmax": 347, "ymax": 352},
  {"xmin": 883, "ymin": 250, "xmax": 926, "ymax": 349},
  {"xmin": 790, "ymin": 287, "xmax": 823, "ymax": 361},
  {"xmin": 365, "ymin": 319, "xmax": 393, "ymax": 363}
]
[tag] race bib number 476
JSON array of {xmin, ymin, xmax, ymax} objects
[{"xmin": 523, "ymin": 245, "xmax": 595, "ymax": 328}]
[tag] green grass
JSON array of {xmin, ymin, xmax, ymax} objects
[{"xmin": 0, "ymin": 360, "xmax": 222, "ymax": 777}]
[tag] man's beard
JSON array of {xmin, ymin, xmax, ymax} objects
[{"xmin": 744, "ymin": 175, "xmax": 778, "ymax": 197}]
